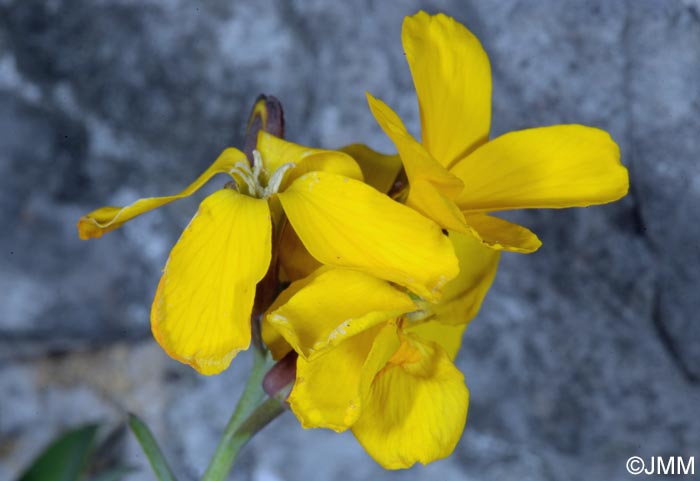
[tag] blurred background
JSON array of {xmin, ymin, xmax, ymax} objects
[{"xmin": 1, "ymin": 0, "xmax": 699, "ymax": 480}]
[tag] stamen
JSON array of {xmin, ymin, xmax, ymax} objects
[
  {"xmin": 234, "ymin": 160, "xmax": 254, "ymax": 178},
  {"xmin": 226, "ymin": 152, "xmax": 294, "ymax": 199},
  {"xmin": 252, "ymin": 150, "xmax": 264, "ymax": 181},
  {"xmin": 230, "ymin": 164, "xmax": 259, "ymax": 196},
  {"xmin": 263, "ymin": 162, "xmax": 295, "ymax": 198}
]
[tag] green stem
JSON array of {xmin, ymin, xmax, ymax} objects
[
  {"xmin": 201, "ymin": 349, "xmax": 285, "ymax": 481},
  {"xmin": 204, "ymin": 395, "xmax": 286, "ymax": 481}
]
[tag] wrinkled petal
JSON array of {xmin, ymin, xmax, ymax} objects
[
  {"xmin": 78, "ymin": 148, "xmax": 246, "ymax": 239},
  {"xmin": 257, "ymin": 131, "xmax": 363, "ymax": 189},
  {"xmin": 403, "ymin": 11, "xmax": 492, "ymax": 167},
  {"xmin": 151, "ymin": 189, "xmax": 271, "ymax": 375},
  {"xmin": 262, "ymin": 268, "xmax": 327, "ymax": 360},
  {"xmin": 278, "ymin": 220, "xmax": 321, "ymax": 282},
  {"xmin": 430, "ymin": 229, "xmax": 500, "ymax": 325},
  {"xmin": 289, "ymin": 324, "xmax": 400, "ymax": 432},
  {"xmin": 340, "ymin": 144, "xmax": 402, "ymax": 194},
  {"xmin": 352, "ymin": 334, "xmax": 469, "ymax": 469},
  {"xmin": 278, "ymin": 171, "xmax": 458, "ymax": 301},
  {"xmin": 451, "ymin": 125, "xmax": 629, "ymax": 212},
  {"xmin": 465, "ymin": 213, "xmax": 542, "ymax": 253},
  {"xmin": 267, "ymin": 268, "xmax": 414, "ymax": 360}
]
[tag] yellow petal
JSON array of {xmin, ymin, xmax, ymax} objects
[
  {"xmin": 357, "ymin": 324, "xmax": 403, "ymax": 405},
  {"xmin": 451, "ymin": 125, "xmax": 629, "ymax": 212},
  {"xmin": 366, "ymin": 94, "xmax": 469, "ymax": 232},
  {"xmin": 267, "ymin": 268, "xmax": 414, "ymax": 360},
  {"xmin": 407, "ymin": 321, "xmax": 466, "ymax": 361},
  {"xmin": 352, "ymin": 334, "xmax": 469, "ymax": 469},
  {"xmin": 407, "ymin": 179, "xmax": 469, "ymax": 233},
  {"xmin": 262, "ymin": 267, "xmax": 328, "ymax": 360},
  {"xmin": 289, "ymin": 324, "xmax": 400, "ymax": 432},
  {"xmin": 256, "ymin": 131, "xmax": 363, "ymax": 189},
  {"xmin": 403, "ymin": 11, "xmax": 492, "ymax": 167},
  {"xmin": 430, "ymin": 229, "xmax": 501, "ymax": 325},
  {"xmin": 77, "ymin": 148, "xmax": 246, "ymax": 239},
  {"xmin": 261, "ymin": 319, "xmax": 293, "ymax": 361},
  {"xmin": 151, "ymin": 189, "xmax": 271, "ymax": 375},
  {"xmin": 278, "ymin": 220, "xmax": 321, "ymax": 282},
  {"xmin": 366, "ymin": 93, "xmax": 463, "ymax": 197},
  {"xmin": 339, "ymin": 144, "xmax": 402, "ymax": 194},
  {"xmin": 406, "ymin": 231, "xmax": 499, "ymax": 358},
  {"xmin": 277, "ymin": 171, "xmax": 458, "ymax": 301},
  {"xmin": 464, "ymin": 213, "xmax": 542, "ymax": 253}
]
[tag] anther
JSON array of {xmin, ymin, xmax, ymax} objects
[{"xmin": 263, "ymin": 162, "xmax": 295, "ymax": 198}]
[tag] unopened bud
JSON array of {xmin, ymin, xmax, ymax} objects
[
  {"xmin": 243, "ymin": 94, "xmax": 285, "ymax": 164},
  {"xmin": 262, "ymin": 351, "xmax": 297, "ymax": 402}
]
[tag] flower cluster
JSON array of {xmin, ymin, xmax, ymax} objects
[{"xmin": 78, "ymin": 12, "xmax": 628, "ymax": 469}]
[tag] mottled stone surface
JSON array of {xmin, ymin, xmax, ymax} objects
[{"xmin": 1, "ymin": 0, "xmax": 699, "ymax": 480}]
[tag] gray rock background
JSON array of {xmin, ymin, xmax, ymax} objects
[{"xmin": 1, "ymin": 0, "xmax": 699, "ymax": 480}]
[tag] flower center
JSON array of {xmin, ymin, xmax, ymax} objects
[
  {"xmin": 402, "ymin": 295, "xmax": 433, "ymax": 325},
  {"xmin": 229, "ymin": 150, "xmax": 295, "ymax": 199}
]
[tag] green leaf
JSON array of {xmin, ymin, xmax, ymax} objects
[
  {"xmin": 18, "ymin": 424, "xmax": 99, "ymax": 481},
  {"xmin": 128, "ymin": 414, "xmax": 178, "ymax": 481}
]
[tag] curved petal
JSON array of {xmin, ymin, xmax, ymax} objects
[
  {"xmin": 77, "ymin": 148, "xmax": 246, "ymax": 239},
  {"xmin": 451, "ymin": 125, "xmax": 629, "ymax": 212},
  {"xmin": 261, "ymin": 319, "xmax": 293, "ymax": 361},
  {"xmin": 366, "ymin": 94, "xmax": 468, "ymax": 231},
  {"xmin": 278, "ymin": 171, "xmax": 459, "ymax": 301},
  {"xmin": 366, "ymin": 93, "xmax": 463, "ymax": 197},
  {"xmin": 267, "ymin": 268, "xmax": 414, "ymax": 360},
  {"xmin": 289, "ymin": 324, "xmax": 400, "ymax": 432},
  {"xmin": 151, "ymin": 189, "xmax": 271, "ymax": 375},
  {"xmin": 464, "ymin": 213, "xmax": 542, "ymax": 253},
  {"xmin": 403, "ymin": 11, "xmax": 492, "ymax": 167},
  {"xmin": 430, "ymin": 229, "xmax": 501, "ymax": 325},
  {"xmin": 256, "ymin": 131, "xmax": 363, "ymax": 189},
  {"xmin": 339, "ymin": 144, "xmax": 402, "ymax": 194},
  {"xmin": 352, "ymin": 334, "xmax": 469, "ymax": 469},
  {"xmin": 262, "ymin": 267, "xmax": 328, "ymax": 360}
]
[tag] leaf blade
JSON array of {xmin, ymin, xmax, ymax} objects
[
  {"xmin": 128, "ymin": 414, "xmax": 177, "ymax": 481},
  {"xmin": 18, "ymin": 424, "xmax": 99, "ymax": 481}
]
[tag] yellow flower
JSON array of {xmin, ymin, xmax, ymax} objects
[
  {"xmin": 263, "ymin": 229, "xmax": 499, "ymax": 468},
  {"xmin": 366, "ymin": 11, "xmax": 630, "ymax": 253},
  {"xmin": 78, "ymin": 124, "xmax": 458, "ymax": 376}
]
